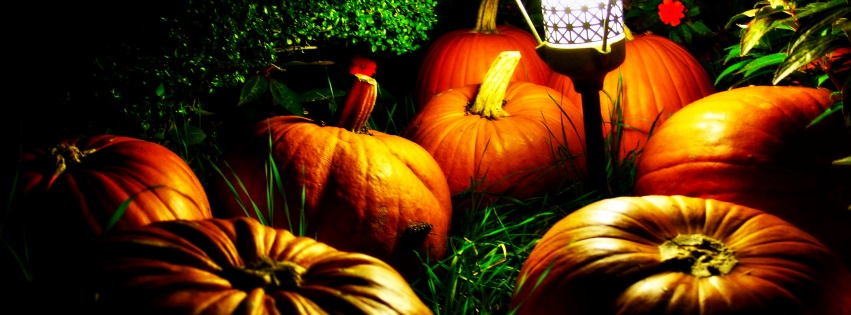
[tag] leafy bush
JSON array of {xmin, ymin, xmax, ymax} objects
[{"xmin": 87, "ymin": 0, "xmax": 438, "ymax": 145}]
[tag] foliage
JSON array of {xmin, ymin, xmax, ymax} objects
[
  {"xmin": 90, "ymin": 0, "xmax": 438, "ymax": 149},
  {"xmin": 624, "ymin": 0, "xmax": 715, "ymax": 46},
  {"xmin": 716, "ymin": 0, "xmax": 851, "ymax": 89}
]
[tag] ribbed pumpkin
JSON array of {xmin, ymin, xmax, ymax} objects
[
  {"xmin": 210, "ymin": 74, "xmax": 452, "ymax": 281},
  {"xmin": 414, "ymin": 0, "xmax": 551, "ymax": 109},
  {"xmin": 91, "ymin": 217, "xmax": 433, "ymax": 315},
  {"xmin": 18, "ymin": 135, "xmax": 212, "ymax": 238},
  {"xmin": 633, "ymin": 86, "xmax": 851, "ymax": 265},
  {"xmin": 510, "ymin": 196, "xmax": 851, "ymax": 315},
  {"xmin": 404, "ymin": 51, "xmax": 585, "ymax": 203},
  {"xmin": 548, "ymin": 32, "xmax": 715, "ymax": 158},
  {"xmin": 17, "ymin": 135, "xmax": 213, "ymax": 310}
]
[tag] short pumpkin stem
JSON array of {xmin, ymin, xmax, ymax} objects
[
  {"xmin": 336, "ymin": 73, "xmax": 378, "ymax": 134},
  {"xmin": 399, "ymin": 222, "xmax": 433, "ymax": 250},
  {"xmin": 473, "ymin": 0, "xmax": 500, "ymax": 34},
  {"xmin": 658, "ymin": 234, "xmax": 738, "ymax": 277},
  {"xmin": 223, "ymin": 256, "xmax": 307, "ymax": 292},
  {"xmin": 468, "ymin": 51, "xmax": 521, "ymax": 119},
  {"xmin": 49, "ymin": 143, "xmax": 97, "ymax": 177}
]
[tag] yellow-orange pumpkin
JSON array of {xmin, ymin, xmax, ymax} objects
[
  {"xmin": 414, "ymin": 0, "xmax": 551, "ymax": 109},
  {"xmin": 548, "ymin": 33, "xmax": 715, "ymax": 159},
  {"xmin": 633, "ymin": 86, "xmax": 851, "ymax": 265},
  {"xmin": 404, "ymin": 51, "xmax": 585, "ymax": 203},
  {"xmin": 510, "ymin": 196, "xmax": 851, "ymax": 315},
  {"xmin": 210, "ymin": 74, "xmax": 453, "ymax": 281}
]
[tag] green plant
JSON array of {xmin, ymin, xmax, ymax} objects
[
  {"xmin": 87, "ymin": 0, "xmax": 438, "ymax": 160},
  {"xmin": 716, "ymin": 0, "xmax": 851, "ymax": 89},
  {"xmin": 624, "ymin": 0, "xmax": 715, "ymax": 45}
]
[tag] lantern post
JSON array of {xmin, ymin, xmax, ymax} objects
[{"xmin": 516, "ymin": 0, "xmax": 626, "ymax": 196}]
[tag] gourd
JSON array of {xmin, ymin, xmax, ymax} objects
[
  {"xmin": 510, "ymin": 195, "xmax": 851, "ymax": 315},
  {"xmin": 414, "ymin": 0, "xmax": 551, "ymax": 109},
  {"xmin": 210, "ymin": 74, "xmax": 453, "ymax": 281},
  {"xmin": 404, "ymin": 51, "xmax": 585, "ymax": 203}
]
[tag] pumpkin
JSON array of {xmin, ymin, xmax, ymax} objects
[
  {"xmin": 509, "ymin": 195, "xmax": 851, "ymax": 315},
  {"xmin": 18, "ymin": 135, "xmax": 212, "ymax": 236},
  {"xmin": 414, "ymin": 0, "xmax": 551, "ymax": 109},
  {"xmin": 90, "ymin": 217, "xmax": 433, "ymax": 315},
  {"xmin": 403, "ymin": 51, "xmax": 585, "ymax": 203},
  {"xmin": 633, "ymin": 86, "xmax": 851, "ymax": 265},
  {"xmin": 210, "ymin": 74, "xmax": 453, "ymax": 281},
  {"xmin": 16, "ymin": 134, "xmax": 213, "ymax": 310},
  {"xmin": 548, "ymin": 32, "xmax": 715, "ymax": 159}
]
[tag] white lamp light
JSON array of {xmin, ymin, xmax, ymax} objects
[{"xmin": 517, "ymin": 0, "xmax": 627, "ymax": 195}]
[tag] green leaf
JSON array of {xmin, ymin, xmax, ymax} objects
[
  {"xmin": 156, "ymin": 82, "xmax": 165, "ymax": 97},
  {"xmin": 723, "ymin": 44, "xmax": 743, "ymax": 63},
  {"xmin": 743, "ymin": 52, "xmax": 787, "ymax": 77},
  {"xmin": 239, "ymin": 75, "xmax": 268, "ymax": 106},
  {"xmin": 270, "ymin": 79, "xmax": 303, "ymax": 115},
  {"xmin": 687, "ymin": 21, "xmax": 714, "ymax": 37},
  {"xmin": 715, "ymin": 59, "xmax": 749, "ymax": 85},
  {"xmin": 774, "ymin": 36, "xmax": 846, "ymax": 85},
  {"xmin": 177, "ymin": 125, "xmax": 207, "ymax": 145},
  {"xmin": 833, "ymin": 155, "xmax": 851, "ymax": 166},
  {"xmin": 740, "ymin": 18, "xmax": 779, "ymax": 56},
  {"xmin": 788, "ymin": 6, "xmax": 851, "ymax": 52},
  {"xmin": 300, "ymin": 88, "xmax": 347, "ymax": 102},
  {"xmin": 807, "ymin": 103, "xmax": 842, "ymax": 128}
]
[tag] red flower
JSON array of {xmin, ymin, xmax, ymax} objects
[
  {"xmin": 658, "ymin": 0, "xmax": 686, "ymax": 27},
  {"xmin": 348, "ymin": 55, "xmax": 377, "ymax": 77}
]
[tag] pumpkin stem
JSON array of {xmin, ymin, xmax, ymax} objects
[
  {"xmin": 399, "ymin": 222, "xmax": 433, "ymax": 250},
  {"xmin": 473, "ymin": 0, "xmax": 500, "ymax": 34},
  {"xmin": 336, "ymin": 74, "xmax": 378, "ymax": 134},
  {"xmin": 468, "ymin": 51, "xmax": 521, "ymax": 119},
  {"xmin": 49, "ymin": 143, "xmax": 97, "ymax": 178},
  {"xmin": 658, "ymin": 234, "xmax": 738, "ymax": 277},
  {"xmin": 223, "ymin": 256, "xmax": 307, "ymax": 292}
]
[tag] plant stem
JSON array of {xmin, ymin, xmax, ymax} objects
[
  {"xmin": 468, "ymin": 51, "xmax": 522, "ymax": 119},
  {"xmin": 336, "ymin": 74, "xmax": 378, "ymax": 133},
  {"xmin": 473, "ymin": 0, "xmax": 500, "ymax": 34}
]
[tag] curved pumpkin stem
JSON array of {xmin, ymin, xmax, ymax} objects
[
  {"xmin": 49, "ymin": 143, "xmax": 96, "ymax": 178},
  {"xmin": 658, "ymin": 234, "xmax": 738, "ymax": 278},
  {"xmin": 473, "ymin": 0, "xmax": 500, "ymax": 34},
  {"xmin": 468, "ymin": 51, "xmax": 521, "ymax": 119},
  {"xmin": 336, "ymin": 74, "xmax": 378, "ymax": 134}
]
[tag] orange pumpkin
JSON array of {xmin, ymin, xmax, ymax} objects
[
  {"xmin": 91, "ymin": 217, "xmax": 434, "ymax": 315},
  {"xmin": 210, "ymin": 74, "xmax": 453, "ymax": 281},
  {"xmin": 510, "ymin": 196, "xmax": 851, "ymax": 315},
  {"xmin": 414, "ymin": 0, "xmax": 551, "ymax": 109},
  {"xmin": 548, "ymin": 33, "xmax": 715, "ymax": 158},
  {"xmin": 633, "ymin": 86, "xmax": 851, "ymax": 265},
  {"xmin": 404, "ymin": 51, "xmax": 585, "ymax": 203}
]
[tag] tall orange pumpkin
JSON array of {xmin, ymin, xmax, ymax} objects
[
  {"xmin": 414, "ymin": 0, "xmax": 551, "ymax": 109},
  {"xmin": 210, "ymin": 74, "xmax": 453, "ymax": 281},
  {"xmin": 633, "ymin": 86, "xmax": 851, "ymax": 265},
  {"xmin": 404, "ymin": 51, "xmax": 585, "ymax": 203},
  {"xmin": 548, "ymin": 33, "xmax": 715, "ymax": 158}
]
